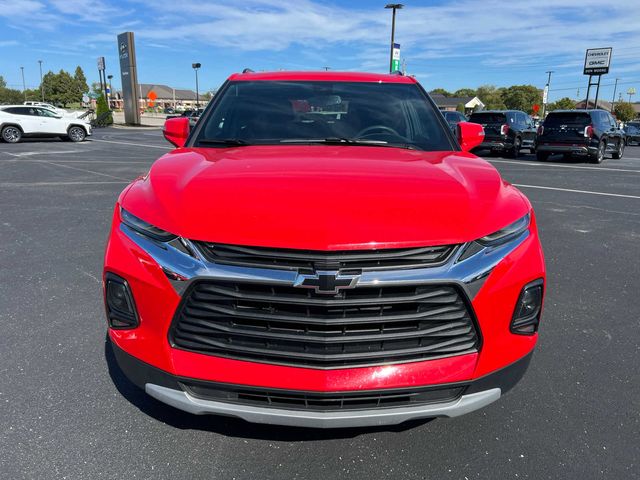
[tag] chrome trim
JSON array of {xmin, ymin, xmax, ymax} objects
[
  {"xmin": 119, "ymin": 223, "xmax": 529, "ymax": 300},
  {"xmin": 145, "ymin": 383, "xmax": 501, "ymax": 428}
]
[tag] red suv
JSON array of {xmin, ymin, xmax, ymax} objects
[{"xmin": 104, "ymin": 71, "xmax": 545, "ymax": 428}]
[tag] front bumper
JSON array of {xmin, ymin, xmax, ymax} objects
[
  {"xmin": 111, "ymin": 340, "xmax": 532, "ymax": 428},
  {"xmin": 104, "ymin": 205, "xmax": 545, "ymax": 424}
]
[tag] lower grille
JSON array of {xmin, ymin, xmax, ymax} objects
[
  {"xmin": 169, "ymin": 280, "xmax": 479, "ymax": 368},
  {"xmin": 181, "ymin": 381, "xmax": 466, "ymax": 411}
]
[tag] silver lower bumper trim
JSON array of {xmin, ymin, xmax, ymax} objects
[{"xmin": 145, "ymin": 384, "xmax": 501, "ymax": 428}]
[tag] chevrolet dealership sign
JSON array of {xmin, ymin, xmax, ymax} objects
[{"xmin": 584, "ymin": 48, "xmax": 612, "ymax": 75}]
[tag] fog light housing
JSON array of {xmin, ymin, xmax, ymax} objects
[
  {"xmin": 511, "ymin": 279, "xmax": 544, "ymax": 335},
  {"xmin": 105, "ymin": 273, "xmax": 139, "ymax": 329}
]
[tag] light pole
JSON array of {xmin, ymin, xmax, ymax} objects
[
  {"xmin": 385, "ymin": 4, "xmax": 403, "ymax": 73},
  {"xmin": 192, "ymin": 63, "xmax": 201, "ymax": 109},
  {"xmin": 541, "ymin": 70, "xmax": 553, "ymax": 118},
  {"xmin": 20, "ymin": 66, "xmax": 26, "ymax": 101},
  {"xmin": 611, "ymin": 78, "xmax": 619, "ymax": 113},
  {"xmin": 38, "ymin": 60, "xmax": 44, "ymax": 101}
]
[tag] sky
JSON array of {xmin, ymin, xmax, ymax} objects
[{"xmin": 1, "ymin": 0, "xmax": 640, "ymax": 103}]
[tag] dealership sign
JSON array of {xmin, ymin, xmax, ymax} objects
[
  {"xmin": 584, "ymin": 48, "xmax": 612, "ymax": 75},
  {"xmin": 392, "ymin": 43, "xmax": 401, "ymax": 72}
]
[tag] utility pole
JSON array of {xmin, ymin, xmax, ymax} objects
[
  {"xmin": 385, "ymin": 4, "xmax": 403, "ymax": 73},
  {"xmin": 611, "ymin": 78, "xmax": 619, "ymax": 113},
  {"xmin": 38, "ymin": 60, "xmax": 44, "ymax": 101},
  {"xmin": 192, "ymin": 63, "xmax": 201, "ymax": 109},
  {"xmin": 20, "ymin": 66, "xmax": 26, "ymax": 101},
  {"xmin": 541, "ymin": 70, "xmax": 553, "ymax": 118}
]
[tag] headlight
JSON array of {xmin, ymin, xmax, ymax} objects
[
  {"xmin": 477, "ymin": 213, "xmax": 530, "ymax": 247},
  {"xmin": 120, "ymin": 207, "xmax": 177, "ymax": 242}
]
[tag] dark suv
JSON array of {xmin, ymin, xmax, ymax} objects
[
  {"xmin": 536, "ymin": 110, "xmax": 625, "ymax": 163},
  {"xmin": 468, "ymin": 110, "xmax": 537, "ymax": 158},
  {"xmin": 442, "ymin": 110, "xmax": 467, "ymax": 133}
]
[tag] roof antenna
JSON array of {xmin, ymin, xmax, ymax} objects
[{"xmin": 242, "ymin": 68, "xmax": 254, "ymax": 74}]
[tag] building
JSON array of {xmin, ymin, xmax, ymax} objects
[
  {"xmin": 574, "ymin": 99, "xmax": 612, "ymax": 110},
  {"xmin": 430, "ymin": 94, "xmax": 485, "ymax": 114},
  {"xmin": 109, "ymin": 84, "xmax": 208, "ymax": 110}
]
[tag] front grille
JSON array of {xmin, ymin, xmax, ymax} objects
[
  {"xmin": 194, "ymin": 242, "xmax": 456, "ymax": 271},
  {"xmin": 181, "ymin": 381, "xmax": 466, "ymax": 411},
  {"xmin": 170, "ymin": 280, "xmax": 479, "ymax": 368}
]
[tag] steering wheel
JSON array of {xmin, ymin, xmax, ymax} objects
[{"xmin": 355, "ymin": 125, "xmax": 402, "ymax": 139}]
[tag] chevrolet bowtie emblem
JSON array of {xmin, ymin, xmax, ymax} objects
[{"xmin": 294, "ymin": 270, "xmax": 360, "ymax": 294}]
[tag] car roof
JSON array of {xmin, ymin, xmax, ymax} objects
[
  {"xmin": 471, "ymin": 110, "xmax": 522, "ymax": 114},
  {"xmin": 547, "ymin": 109, "xmax": 602, "ymax": 114},
  {"xmin": 227, "ymin": 71, "xmax": 417, "ymax": 84}
]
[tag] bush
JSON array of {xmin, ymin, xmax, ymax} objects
[{"xmin": 96, "ymin": 94, "xmax": 113, "ymax": 125}]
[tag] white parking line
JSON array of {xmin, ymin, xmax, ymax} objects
[
  {"xmin": 514, "ymin": 183, "xmax": 640, "ymax": 200},
  {"xmin": 487, "ymin": 158, "xmax": 640, "ymax": 174},
  {"xmin": 90, "ymin": 138, "xmax": 171, "ymax": 150}
]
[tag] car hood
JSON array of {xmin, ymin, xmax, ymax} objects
[{"xmin": 121, "ymin": 145, "xmax": 529, "ymax": 250}]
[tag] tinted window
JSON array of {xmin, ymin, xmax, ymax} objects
[
  {"xmin": 196, "ymin": 81, "xmax": 453, "ymax": 151},
  {"xmin": 36, "ymin": 108, "xmax": 58, "ymax": 117},
  {"xmin": 468, "ymin": 112, "xmax": 506, "ymax": 124},
  {"xmin": 544, "ymin": 112, "xmax": 591, "ymax": 126}
]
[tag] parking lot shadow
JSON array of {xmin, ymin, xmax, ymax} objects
[{"xmin": 104, "ymin": 337, "xmax": 432, "ymax": 440}]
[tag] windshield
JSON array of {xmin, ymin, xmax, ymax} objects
[
  {"xmin": 468, "ymin": 112, "xmax": 506, "ymax": 124},
  {"xmin": 194, "ymin": 81, "xmax": 453, "ymax": 151},
  {"xmin": 544, "ymin": 112, "xmax": 591, "ymax": 126}
]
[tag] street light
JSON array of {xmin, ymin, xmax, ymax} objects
[
  {"xmin": 385, "ymin": 4, "xmax": 403, "ymax": 73},
  {"xmin": 20, "ymin": 66, "xmax": 26, "ymax": 101},
  {"xmin": 38, "ymin": 60, "xmax": 44, "ymax": 101},
  {"xmin": 192, "ymin": 62, "xmax": 201, "ymax": 109}
]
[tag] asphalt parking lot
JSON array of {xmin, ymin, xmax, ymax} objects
[{"xmin": 1, "ymin": 128, "xmax": 638, "ymax": 479}]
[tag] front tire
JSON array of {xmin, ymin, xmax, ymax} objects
[
  {"xmin": 67, "ymin": 126, "xmax": 86, "ymax": 142},
  {"xmin": 1, "ymin": 125, "xmax": 22, "ymax": 143}
]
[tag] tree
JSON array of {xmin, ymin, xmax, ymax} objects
[
  {"xmin": 453, "ymin": 88, "xmax": 476, "ymax": 97},
  {"xmin": 0, "ymin": 75, "xmax": 6, "ymax": 88},
  {"xmin": 430, "ymin": 88, "xmax": 452, "ymax": 97},
  {"xmin": 547, "ymin": 97, "xmax": 576, "ymax": 112},
  {"xmin": 614, "ymin": 102, "xmax": 637, "ymax": 122},
  {"xmin": 456, "ymin": 103, "xmax": 465, "ymax": 113},
  {"xmin": 95, "ymin": 94, "xmax": 113, "ymax": 125},
  {"xmin": 476, "ymin": 85, "xmax": 505, "ymax": 110},
  {"xmin": 74, "ymin": 66, "xmax": 89, "ymax": 97},
  {"xmin": 502, "ymin": 85, "xmax": 542, "ymax": 113},
  {"xmin": 0, "ymin": 86, "xmax": 23, "ymax": 104},
  {"xmin": 42, "ymin": 69, "xmax": 81, "ymax": 106}
]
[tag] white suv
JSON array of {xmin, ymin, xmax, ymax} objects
[{"xmin": 0, "ymin": 105, "xmax": 92, "ymax": 143}]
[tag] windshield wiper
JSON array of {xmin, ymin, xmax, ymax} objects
[
  {"xmin": 280, "ymin": 138, "xmax": 419, "ymax": 150},
  {"xmin": 197, "ymin": 138, "xmax": 250, "ymax": 146}
]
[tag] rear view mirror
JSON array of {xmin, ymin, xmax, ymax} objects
[
  {"xmin": 163, "ymin": 117, "xmax": 190, "ymax": 147},
  {"xmin": 457, "ymin": 122, "xmax": 485, "ymax": 152}
]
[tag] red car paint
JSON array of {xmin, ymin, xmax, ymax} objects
[{"xmin": 104, "ymin": 71, "xmax": 545, "ymax": 418}]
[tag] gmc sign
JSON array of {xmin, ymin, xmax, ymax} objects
[{"xmin": 584, "ymin": 48, "xmax": 613, "ymax": 75}]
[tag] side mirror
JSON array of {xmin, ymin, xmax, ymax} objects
[
  {"xmin": 163, "ymin": 117, "xmax": 190, "ymax": 147},
  {"xmin": 457, "ymin": 121, "xmax": 485, "ymax": 152}
]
